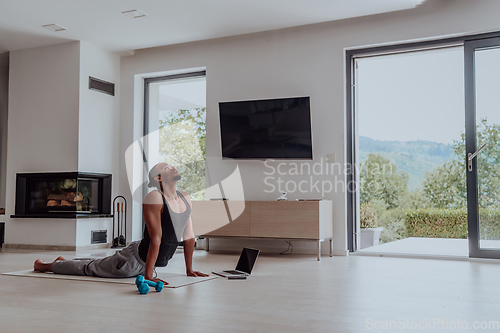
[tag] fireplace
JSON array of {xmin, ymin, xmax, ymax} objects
[{"xmin": 12, "ymin": 172, "xmax": 112, "ymax": 218}]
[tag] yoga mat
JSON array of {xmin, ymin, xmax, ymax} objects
[{"xmin": 2, "ymin": 269, "xmax": 218, "ymax": 288}]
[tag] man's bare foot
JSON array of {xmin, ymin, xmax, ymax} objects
[
  {"xmin": 34, "ymin": 256, "xmax": 66, "ymax": 272},
  {"xmin": 33, "ymin": 259, "xmax": 48, "ymax": 272}
]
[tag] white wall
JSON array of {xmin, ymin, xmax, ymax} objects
[
  {"xmin": 77, "ymin": 42, "xmax": 120, "ymax": 246},
  {"xmin": 117, "ymin": 0, "xmax": 500, "ymax": 255},
  {"xmin": 78, "ymin": 42, "xmax": 120, "ymax": 178},
  {"xmin": 0, "ymin": 52, "xmax": 8, "ymax": 211},
  {"xmin": 5, "ymin": 41, "xmax": 121, "ymax": 248},
  {"xmin": 5, "ymin": 42, "xmax": 80, "ymax": 246},
  {"xmin": 76, "ymin": 217, "xmax": 113, "ymax": 247}
]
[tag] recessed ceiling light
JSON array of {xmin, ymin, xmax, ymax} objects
[
  {"xmin": 42, "ymin": 24, "xmax": 67, "ymax": 32},
  {"xmin": 122, "ymin": 9, "xmax": 146, "ymax": 19}
]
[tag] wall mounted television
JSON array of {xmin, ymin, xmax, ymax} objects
[{"xmin": 219, "ymin": 96, "xmax": 312, "ymax": 159}]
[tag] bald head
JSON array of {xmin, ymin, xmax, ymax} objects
[{"xmin": 147, "ymin": 163, "xmax": 181, "ymax": 189}]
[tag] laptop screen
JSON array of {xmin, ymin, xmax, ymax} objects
[{"xmin": 235, "ymin": 248, "xmax": 260, "ymax": 274}]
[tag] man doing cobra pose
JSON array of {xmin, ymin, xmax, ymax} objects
[{"xmin": 34, "ymin": 163, "xmax": 208, "ymax": 284}]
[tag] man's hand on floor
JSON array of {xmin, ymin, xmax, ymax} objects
[{"xmin": 187, "ymin": 269, "xmax": 209, "ymax": 277}]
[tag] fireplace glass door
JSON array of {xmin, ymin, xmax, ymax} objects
[
  {"xmin": 14, "ymin": 172, "xmax": 111, "ymax": 217},
  {"xmin": 26, "ymin": 177, "xmax": 99, "ymax": 213}
]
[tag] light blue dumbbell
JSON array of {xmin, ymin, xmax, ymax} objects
[
  {"xmin": 135, "ymin": 275, "xmax": 164, "ymax": 294},
  {"xmin": 137, "ymin": 283, "xmax": 150, "ymax": 294}
]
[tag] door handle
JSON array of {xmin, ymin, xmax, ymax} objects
[{"xmin": 468, "ymin": 142, "xmax": 488, "ymax": 172}]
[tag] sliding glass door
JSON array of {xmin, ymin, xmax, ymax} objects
[
  {"xmin": 465, "ymin": 38, "xmax": 500, "ymax": 259},
  {"xmin": 347, "ymin": 33, "xmax": 500, "ymax": 258}
]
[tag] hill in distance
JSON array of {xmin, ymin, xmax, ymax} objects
[{"xmin": 359, "ymin": 136, "xmax": 455, "ymax": 190}]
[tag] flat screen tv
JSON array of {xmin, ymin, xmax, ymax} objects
[{"xmin": 219, "ymin": 96, "xmax": 312, "ymax": 159}]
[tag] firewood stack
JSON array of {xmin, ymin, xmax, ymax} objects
[{"xmin": 46, "ymin": 192, "xmax": 83, "ymax": 207}]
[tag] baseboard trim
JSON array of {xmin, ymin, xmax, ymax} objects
[
  {"xmin": 2, "ymin": 243, "xmax": 113, "ymax": 251},
  {"xmin": 75, "ymin": 243, "xmax": 115, "ymax": 251}
]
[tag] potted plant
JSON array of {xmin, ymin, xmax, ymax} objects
[{"xmin": 360, "ymin": 202, "xmax": 383, "ymax": 249}]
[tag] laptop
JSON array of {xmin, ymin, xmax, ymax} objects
[{"xmin": 213, "ymin": 248, "xmax": 260, "ymax": 278}]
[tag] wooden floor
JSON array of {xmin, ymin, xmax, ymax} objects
[{"xmin": 1, "ymin": 247, "xmax": 500, "ymax": 332}]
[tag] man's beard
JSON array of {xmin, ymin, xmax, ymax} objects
[{"xmin": 173, "ymin": 175, "xmax": 181, "ymax": 181}]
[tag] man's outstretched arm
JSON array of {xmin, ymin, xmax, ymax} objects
[
  {"xmin": 182, "ymin": 193, "xmax": 209, "ymax": 277},
  {"xmin": 143, "ymin": 191, "xmax": 168, "ymax": 285}
]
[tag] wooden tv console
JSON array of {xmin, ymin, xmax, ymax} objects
[{"xmin": 191, "ymin": 200, "xmax": 333, "ymax": 260}]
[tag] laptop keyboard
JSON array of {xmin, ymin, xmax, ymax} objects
[{"xmin": 223, "ymin": 270, "xmax": 245, "ymax": 275}]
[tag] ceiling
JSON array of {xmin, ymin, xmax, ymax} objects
[{"xmin": 0, "ymin": 0, "xmax": 425, "ymax": 55}]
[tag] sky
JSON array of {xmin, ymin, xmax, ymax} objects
[
  {"xmin": 476, "ymin": 47, "xmax": 500, "ymax": 125},
  {"xmin": 156, "ymin": 77, "xmax": 206, "ymax": 120},
  {"xmin": 356, "ymin": 46, "xmax": 500, "ymax": 144}
]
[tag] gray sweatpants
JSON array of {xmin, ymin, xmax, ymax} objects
[{"xmin": 52, "ymin": 241, "xmax": 146, "ymax": 278}]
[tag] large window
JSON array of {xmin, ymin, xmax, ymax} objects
[{"xmin": 145, "ymin": 72, "xmax": 206, "ymax": 200}]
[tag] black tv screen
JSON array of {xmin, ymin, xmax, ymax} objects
[{"xmin": 219, "ymin": 96, "xmax": 312, "ymax": 159}]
